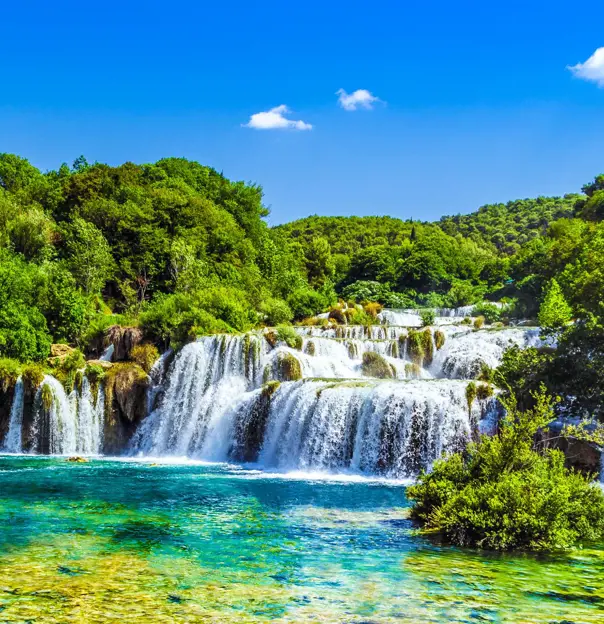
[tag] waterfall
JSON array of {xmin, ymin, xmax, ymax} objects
[
  {"xmin": 129, "ymin": 319, "xmax": 510, "ymax": 476},
  {"xmin": 2, "ymin": 377, "xmax": 24, "ymax": 452},
  {"xmin": 26, "ymin": 375, "xmax": 105, "ymax": 455},
  {"xmin": 431, "ymin": 327, "xmax": 544, "ymax": 379},
  {"xmin": 11, "ymin": 306, "xmax": 541, "ymax": 476}
]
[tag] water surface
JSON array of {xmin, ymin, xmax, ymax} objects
[{"xmin": 0, "ymin": 456, "xmax": 602, "ymax": 622}]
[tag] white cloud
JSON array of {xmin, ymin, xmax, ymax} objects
[
  {"xmin": 568, "ymin": 47, "xmax": 604, "ymax": 87},
  {"xmin": 336, "ymin": 88, "xmax": 381, "ymax": 111},
  {"xmin": 243, "ymin": 105, "xmax": 312, "ymax": 130}
]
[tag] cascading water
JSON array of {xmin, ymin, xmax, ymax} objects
[
  {"xmin": 2, "ymin": 377, "xmax": 24, "ymax": 453},
  {"xmin": 2, "ymin": 374, "xmax": 105, "ymax": 455},
  {"xmin": 4, "ymin": 306, "xmax": 543, "ymax": 475},
  {"xmin": 126, "ymin": 313, "xmax": 535, "ymax": 477}
]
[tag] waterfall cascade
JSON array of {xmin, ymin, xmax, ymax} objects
[
  {"xmin": 1, "ymin": 307, "xmax": 545, "ymax": 476},
  {"xmin": 130, "ymin": 315, "xmax": 542, "ymax": 477}
]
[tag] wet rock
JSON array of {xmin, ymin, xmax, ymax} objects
[{"xmin": 104, "ymin": 325, "xmax": 144, "ymax": 362}]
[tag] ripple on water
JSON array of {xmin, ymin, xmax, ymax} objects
[{"xmin": 0, "ymin": 456, "xmax": 603, "ymax": 623}]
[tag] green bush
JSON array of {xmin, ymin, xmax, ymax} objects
[
  {"xmin": 276, "ymin": 325, "xmax": 303, "ymax": 350},
  {"xmin": 0, "ymin": 358, "xmax": 21, "ymax": 392},
  {"xmin": 408, "ymin": 390, "xmax": 604, "ymax": 550},
  {"xmin": 420, "ymin": 309, "xmax": 435, "ymax": 326},
  {"xmin": 473, "ymin": 303, "xmax": 502, "ymax": 324},
  {"xmin": 286, "ymin": 288, "xmax": 327, "ymax": 320},
  {"xmin": 259, "ymin": 298, "xmax": 293, "ymax": 326},
  {"xmin": 130, "ymin": 343, "xmax": 160, "ymax": 374}
]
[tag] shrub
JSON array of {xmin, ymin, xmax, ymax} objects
[
  {"xmin": 465, "ymin": 381, "xmax": 477, "ymax": 412},
  {"xmin": 361, "ymin": 352, "xmax": 395, "ymax": 379},
  {"xmin": 461, "ymin": 317, "xmax": 472, "ymax": 325},
  {"xmin": 328, "ymin": 307, "xmax": 346, "ymax": 325},
  {"xmin": 473, "ymin": 303, "xmax": 502, "ymax": 324},
  {"xmin": 21, "ymin": 363, "xmax": 45, "ymax": 390},
  {"xmin": 260, "ymin": 298, "xmax": 293, "ymax": 326},
  {"xmin": 434, "ymin": 330, "xmax": 445, "ymax": 350},
  {"xmin": 476, "ymin": 382, "xmax": 494, "ymax": 400},
  {"xmin": 130, "ymin": 343, "xmax": 160, "ymax": 374},
  {"xmin": 473, "ymin": 315, "xmax": 485, "ymax": 330},
  {"xmin": 276, "ymin": 325, "xmax": 303, "ymax": 350},
  {"xmin": 286, "ymin": 288, "xmax": 327, "ymax": 320},
  {"xmin": 420, "ymin": 309, "xmax": 435, "ymax": 327},
  {"xmin": 363, "ymin": 302, "xmax": 383, "ymax": 319},
  {"xmin": 408, "ymin": 389, "xmax": 604, "ymax": 550},
  {"xmin": 0, "ymin": 358, "xmax": 20, "ymax": 392}
]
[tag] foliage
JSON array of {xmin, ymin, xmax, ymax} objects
[
  {"xmin": 472, "ymin": 303, "xmax": 503, "ymax": 324},
  {"xmin": 538, "ymin": 279, "xmax": 572, "ymax": 330},
  {"xmin": 420, "ymin": 310, "xmax": 435, "ymax": 327},
  {"xmin": 130, "ymin": 344, "xmax": 160, "ymax": 374},
  {"xmin": 275, "ymin": 325, "xmax": 303, "ymax": 350},
  {"xmin": 0, "ymin": 358, "xmax": 21, "ymax": 392},
  {"xmin": 408, "ymin": 390, "xmax": 604, "ymax": 550}
]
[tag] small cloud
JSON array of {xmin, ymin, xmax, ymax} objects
[
  {"xmin": 243, "ymin": 105, "xmax": 312, "ymax": 130},
  {"xmin": 336, "ymin": 88, "xmax": 382, "ymax": 111},
  {"xmin": 568, "ymin": 47, "xmax": 604, "ymax": 87}
]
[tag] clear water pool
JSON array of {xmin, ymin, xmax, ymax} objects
[{"xmin": 0, "ymin": 455, "xmax": 603, "ymax": 622}]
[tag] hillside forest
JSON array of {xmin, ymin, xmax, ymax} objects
[{"xmin": 1, "ymin": 153, "xmax": 604, "ymax": 419}]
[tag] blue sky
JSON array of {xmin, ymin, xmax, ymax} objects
[{"xmin": 1, "ymin": 1, "xmax": 603, "ymax": 224}]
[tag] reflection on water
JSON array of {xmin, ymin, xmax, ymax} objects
[{"xmin": 0, "ymin": 456, "xmax": 603, "ymax": 622}]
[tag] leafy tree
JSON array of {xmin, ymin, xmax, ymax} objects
[
  {"xmin": 408, "ymin": 389, "xmax": 604, "ymax": 550},
  {"xmin": 62, "ymin": 218, "xmax": 114, "ymax": 294},
  {"xmin": 538, "ymin": 279, "xmax": 572, "ymax": 330}
]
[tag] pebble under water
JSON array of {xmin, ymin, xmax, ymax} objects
[{"xmin": 0, "ymin": 456, "xmax": 603, "ymax": 622}]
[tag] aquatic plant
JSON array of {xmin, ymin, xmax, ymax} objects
[{"xmin": 473, "ymin": 315, "xmax": 485, "ymax": 329}]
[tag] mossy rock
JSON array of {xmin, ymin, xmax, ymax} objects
[
  {"xmin": 274, "ymin": 352, "xmax": 302, "ymax": 382},
  {"xmin": 421, "ymin": 328, "xmax": 434, "ymax": 366},
  {"xmin": 407, "ymin": 331, "xmax": 425, "ymax": 366},
  {"xmin": 304, "ymin": 340, "xmax": 316, "ymax": 356},
  {"xmin": 276, "ymin": 325, "xmax": 303, "ymax": 350},
  {"xmin": 41, "ymin": 383, "xmax": 54, "ymax": 412},
  {"xmin": 362, "ymin": 352, "xmax": 395, "ymax": 379},
  {"xmin": 434, "ymin": 330, "xmax": 446, "ymax": 350},
  {"xmin": 264, "ymin": 330, "xmax": 278, "ymax": 348},
  {"xmin": 405, "ymin": 363, "xmax": 422, "ymax": 379}
]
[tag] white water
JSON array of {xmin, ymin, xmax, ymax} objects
[
  {"xmin": 6, "ymin": 306, "xmax": 545, "ymax": 476},
  {"xmin": 2, "ymin": 377, "xmax": 24, "ymax": 453},
  {"xmin": 128, "ymin": 313, "xmax": 522, "ymax": 476},
  {"xmin": 18, "ymin": 374, "xmax": 105, "ymax": 455}
]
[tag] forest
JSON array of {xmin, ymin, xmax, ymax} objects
[{"xmin": 1, "ymin": 153, "xmax": 604, "ymax": 419}]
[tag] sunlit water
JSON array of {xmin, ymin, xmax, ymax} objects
[{"xmin": 1, "ymin": 456, "xmax": 603, "ymax": 623}]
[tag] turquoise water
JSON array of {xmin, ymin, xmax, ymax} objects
[{"xmin": 0, "ymin": 456, "xmax": 603, "ymax": 622}]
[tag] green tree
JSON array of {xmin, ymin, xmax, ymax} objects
[
  {"xmin": 538, "ymin": 279, "xmax": 572, "ymax": 330},
  {"xmin": 62, "ymin": 218, "xmax": 114, "ymax": 294}
]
